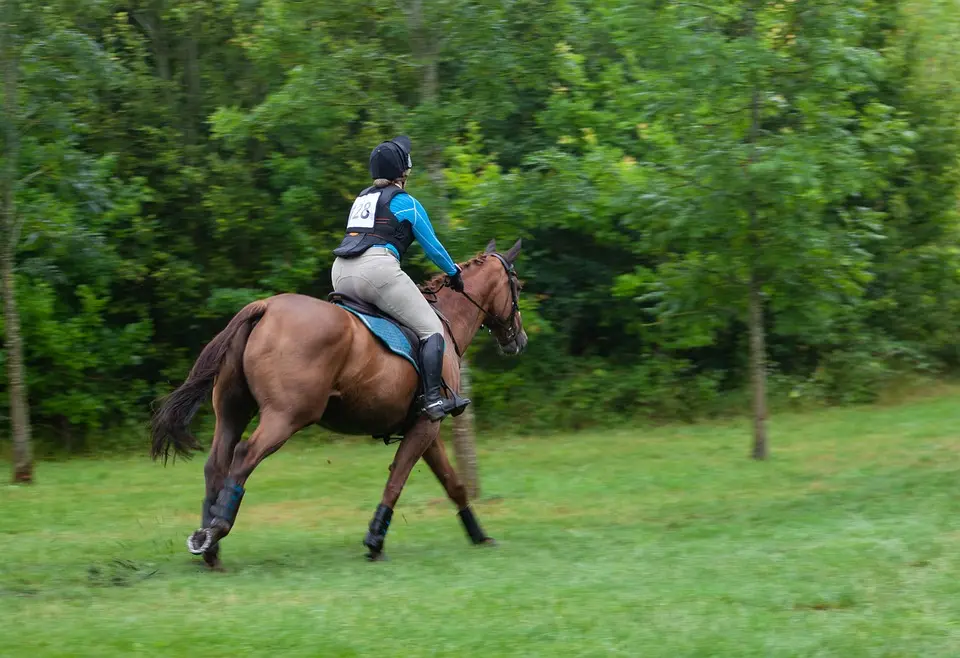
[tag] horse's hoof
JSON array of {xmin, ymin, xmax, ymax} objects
[
  {"xmin": 187, "ymin": 528, "xmax": 214, "ymax": 555},
  {"xmin": 365, "ymin": 551, "xmax": 389, "ymax": 562},
  {"xmin": 202, "ymin": 549, "xmax": 223, "ymax": 571}
]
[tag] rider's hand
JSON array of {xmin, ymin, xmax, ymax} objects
[{"xmin": 447, "ymin": 266, "xmax": 465, "ymax": 293}]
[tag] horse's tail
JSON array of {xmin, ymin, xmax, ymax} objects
[{"xmin": 150, "ymin": 299, "xmax": 269, "ymax": 463}]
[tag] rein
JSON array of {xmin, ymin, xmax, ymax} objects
[{"xmin": 421, "ymin": 253, "xmax": 521, "ymax": 360}]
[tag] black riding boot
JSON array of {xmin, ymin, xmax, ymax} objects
[{"xmin": 420, "ymin": 333, "xmax": 470, "ymax": 421}]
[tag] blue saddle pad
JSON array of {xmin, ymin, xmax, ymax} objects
[{"xmin": 336, "ymin": 305, "xmax": 419, "ymax": 373}]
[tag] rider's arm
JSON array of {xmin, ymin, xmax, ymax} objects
[{"xmin": 390, "ymin": 194, "xmax": 459, "ymax": 275}]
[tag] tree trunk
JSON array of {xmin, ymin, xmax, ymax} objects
[
  {"xmin": 1, "ymin": 10, "xmax": 33, "ymax": 483},
  {"xmin": 748, "ymin": 270, "xmax": 768, "ymax": 460},
  {"xmin": 452, "ymin": 358, "xmax": 480, "ymax": 499},
  {"xmin": 747, "ymin": 80, "xmax": 768, "ymax": 461},
  {"xmin": 133, "ymin": 7, "xmax": 174, "ymax": 107},
  {"xmin": 408, "ymin": 0, "xmax": 446, "ymax": 199},
  {"xmin": 182, "ymin": 11, "xmax": 202, "ymax": 147}
]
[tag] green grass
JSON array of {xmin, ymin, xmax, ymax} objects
[{"xmin": 2, "ymin": 392, "xmax": 960, "ymax": 657}]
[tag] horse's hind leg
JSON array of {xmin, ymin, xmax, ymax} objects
[
  {"xmin": 189, "ymin": 378, "xmax": 255, "ymax": 567},
  {"xmin": 421, "ymin": 437, "xmax": 495, "ymax": 546},
  {"xmin": 196, "ymin": 411, "xmax": 302, "ymax": 554}
]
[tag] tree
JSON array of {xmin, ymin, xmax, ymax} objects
[
  {"xmin": 1, "ymin": 1, "xmax": 157, "ymax": 458},
  {"xmin": 607, "ymin": 0, "xmax": 912, "ymax": 458},
  {"xmin": 1, "ymin": 0, "xmax": 32, "ymax": 482}
]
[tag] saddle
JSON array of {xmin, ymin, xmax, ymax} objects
[
  {"xmin": 327, "ymin": 292, "xmax": 422, "ymax": 372},
  {"xmin": 328, "ymin": 291, "xmax": 397, "ymax": 325}
]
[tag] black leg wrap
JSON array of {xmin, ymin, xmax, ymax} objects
[
  {"xmin": 458, "ymin": 506, "xmax": 489, "ymax": 544},
  {"xmin": 209, "ymin": 479, "xmax": 245, "ymax": 530},
  {"xmin": 363, "ymin": 504, "xmax": 393, "ymax": 555}
]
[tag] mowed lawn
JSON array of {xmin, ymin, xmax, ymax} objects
[{"xmin": 2, "ymin": 393, "xmax": 960, "ymax": 657}]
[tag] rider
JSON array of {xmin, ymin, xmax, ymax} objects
[{"xmin": 331, "ymin": 136, "xmax": 469, "ymax": 422}]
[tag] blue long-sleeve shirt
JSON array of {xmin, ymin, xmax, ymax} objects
[{"xmin": 374, "ymin": 193, "xmax": 458, "ymax": 276}]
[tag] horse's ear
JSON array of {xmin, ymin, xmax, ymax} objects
[
  {"xmin": 485, "ymin": 239, "xmax": 497, "ymax": 254},
  {"xmin": 505, "ymin": 239, "xmax": 522, "ymax": 264}
]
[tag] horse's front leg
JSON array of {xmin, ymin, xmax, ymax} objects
[
  {"xmin": 363, "ymin": 419, "xmax": 441, "ymax": 560},
  {"xmin": 421, "ymin": 437, "xmax": 495, "ymax": 546}
]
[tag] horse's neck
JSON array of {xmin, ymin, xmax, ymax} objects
[{"xmin": 434, "ymin": 287, "xmax": 487, "ymax": 357}]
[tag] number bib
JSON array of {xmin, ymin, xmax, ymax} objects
[
  {"xmin": 332, "ymin": 185, "xmax": 414, "ymax": 260},
  {"xmin": 346, "ymin": 191, "xmax": 381, "ymax": 229}
]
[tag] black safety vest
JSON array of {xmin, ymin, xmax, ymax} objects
[{"xmin": 332, "ymin": 185, "xmax": 415, "ymax": 260}]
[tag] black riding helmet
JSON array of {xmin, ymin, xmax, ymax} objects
[{"xmin": 369, "ymin": 135, "xmax": 413, "ymax": 181}]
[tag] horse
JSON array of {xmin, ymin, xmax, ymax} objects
[{"xmin": 150, "ymin": 239, "xmax": 527, "ymax": 568}]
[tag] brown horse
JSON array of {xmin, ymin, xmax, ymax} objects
[{"xmin": 150, "ymin": 239, "xmax": 526, "ymax": 568}]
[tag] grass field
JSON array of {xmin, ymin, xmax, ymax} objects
[{"xmin": 2, "ymin": 392, "xmax": 959, "ymax": 657}]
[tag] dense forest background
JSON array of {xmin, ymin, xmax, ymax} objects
[{"xmin": 1, "ymin": 0, "xmax": 959, "ymax": 451}]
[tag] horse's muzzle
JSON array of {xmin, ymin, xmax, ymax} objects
[{"xmin": 500, "ymin": 330, "xmax": 528, "ymax": 356}]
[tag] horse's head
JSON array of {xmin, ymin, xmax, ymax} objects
[{"xmin": 474, "ymin": 239, "xmax": 527, "ymax": 356}]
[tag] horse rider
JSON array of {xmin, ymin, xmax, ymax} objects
[{"xmin": 331, "ymin": 135, "xmax": 470, "ymax": 422}]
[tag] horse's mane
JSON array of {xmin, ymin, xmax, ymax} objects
[{"xmin": 419, "ymin": 253, "xmax": 491, "ymax": 293}]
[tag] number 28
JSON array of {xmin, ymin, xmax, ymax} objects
[{"xmin": 352, "ymin": 201, "xmax": 373, "ymax": 220}]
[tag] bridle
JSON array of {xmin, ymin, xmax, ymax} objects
[
  {"xmin": 461, "ymin": 253, "xmax": 522, "ymax": 343},
  {"xmin": 423, "ymin": 253, "xmax": 522, "ymax": 359}
]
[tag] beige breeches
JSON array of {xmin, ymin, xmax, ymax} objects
[{"xmin": 331, "ymin": 248, "xmax": 443, "ymax": 339}]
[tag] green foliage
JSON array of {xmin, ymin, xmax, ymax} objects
[{"xmin": 1, "ymin": 0, "xmax": 959, "ymax": 448}]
